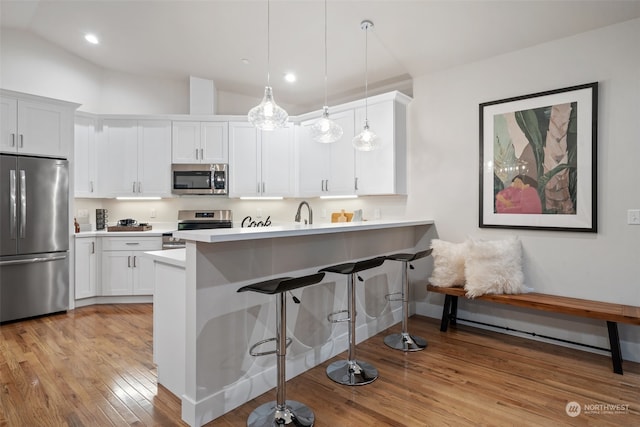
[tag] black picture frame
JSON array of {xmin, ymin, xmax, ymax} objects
[{"xmin": 479, "ymin": 82, "xmax": 598, "ymax": 232}]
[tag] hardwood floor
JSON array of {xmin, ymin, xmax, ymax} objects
[{"xmin": 1, "ymin": 304, "xmax": 638, "ymax": 426}]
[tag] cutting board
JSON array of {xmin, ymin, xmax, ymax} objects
[
  {"xmin": 331, "ymin": 211, "xmax": 353, "ymax": 223},
  {"xmin": 107, "ymin": 225, "xmax": 153, "ymax": 232}
]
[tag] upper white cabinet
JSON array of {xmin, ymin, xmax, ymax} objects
[
  {"xmin": 228, "ymin": 122, "xmax": 295, "ymax": 198},
  {"xmin": 98, "ymin": 119, "xmax": 172, "ymax": 197},
  {"xmin": 74, "ymin": 114, "xmax": 98, "ymax": 197},
  {"xmin": 354, "ymin": 94, "xmax": 409, "ymax": 195},
  {"xmin": 1, "ymin": 90, "xmax": 78, "ymax": 158},
  {"xmin": 297, "ymin": 110, "xmax": 356, "ymax": 197},
  {"xmin": 172, "ymin": 121, "xmax": 228, "ymax": 164}
]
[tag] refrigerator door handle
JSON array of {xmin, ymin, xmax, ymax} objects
[
  {"xmin": 19, "ymin": 169, "xmax": 26, "ymax": 239},
  {"xmin": 0, "ymin": 254, "xmax": 67, "ymax": 266},
  {"xmin": 9, "ymin": 169, "xmax": 17, "ymax": 239}
]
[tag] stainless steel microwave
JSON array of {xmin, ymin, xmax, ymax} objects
[{"xmin": 171, "ymin": 163, "xmax": 228, "ymax": 195}]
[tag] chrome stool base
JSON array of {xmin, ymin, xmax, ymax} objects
[
  {"xmin": 326, "ymin": 359, "xmax": 379, "ymax": 386},
  {"xmin": 384, "ymin": 332, "xmax": 427, "ymax": 352},
  {"xmin": 247, "ymin": 400, "xmax": 315, "ymax": 427}
]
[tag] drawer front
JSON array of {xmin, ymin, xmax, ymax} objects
[{"xmin": 100, "ymin": 236, "xmax": 162, "ymax": 251}]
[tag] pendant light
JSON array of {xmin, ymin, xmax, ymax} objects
[
  {"xmin": 248, "ymin": 0, "xmax": 288, "ymax": 131},
  {"xmin": 352, "ymin": 20, "xmax": 380, "ymax": 151},
  {"xmin": 310, "ymin": 0, "xmax": 343, "ymax": 143}
]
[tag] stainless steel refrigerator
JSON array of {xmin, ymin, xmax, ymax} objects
[{"xmin": 0, "ymin": 154, "xmax": 69, "ymax": 322}]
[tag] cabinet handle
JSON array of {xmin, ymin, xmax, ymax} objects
[
  {"xmin": 19, "ymin": 134, "xmax": 24, "ymax": 148},
  {"xmin": 355, "ymin": 177, "xmax": 359, "ymax": 191},
  {"xmin": 91, "ymin": 242, "xmax": 95, "ymax": 254},
  {"xmin": 125, "ymin": 242, "xmax": 140, "ymax": 245},
  {"xmin": 132, "ymin": 181, "xmax": 136, "ymax": 192},
  {"xmin": 10, "ymin": 133, "xmax": 15, "ymax": 147},
  {"xmin": 128, "ymin": 256, "xmax": 131, "ymax": 268},
  {"xmin": 133, "ymin": 256, "xmax": 137, "ymax": 268},
  {"xmin": 200, "ymin": 148, "xmax": 204, "ymax": 160},
  {"xmin": 90, "ymin": 181, "xmax": 94, "ymax": 193},
  {"xmin": 257, "ymin": 182, "xmax": 260, "ymax": 193},
  {"xmin": 325, "ymin": 180, "xmax": 329, "ymax": 192},
  {"xmin": 262, "ymin": 182, "xmax": 265, "ymax": 193},
  {"xmin": 138, "ymin": 181, "xmax": 142, "ymax": 193}
]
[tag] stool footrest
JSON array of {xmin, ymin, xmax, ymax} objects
[
  {"xmin": 327, "ymin": 309, "xmax": 350, "ymax": 324},
  {"xmin": 249, "ymin": 337, "xmax": 292, "ymax": 357},
  {"xmin": 385, "ymin": 292, "xmax": 403, "ymax": 302}
]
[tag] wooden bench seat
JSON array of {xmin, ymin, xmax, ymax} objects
[{"xmin": 426, "ymin": 284, "xmax": 640, "ymax": 374}]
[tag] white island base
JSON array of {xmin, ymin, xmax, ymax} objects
[{"xmin": 148, "ymin": 220, "xmax": 434, "ymax": 427}]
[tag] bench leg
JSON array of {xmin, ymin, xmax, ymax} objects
[
  {"xmin": 450, "ymin": 296, "xmax": 458, "ymax": 327},
  {"xmin": 439, "ymin": 295, "xmax": 459, "ymax": 332},
  {"xmin": 607, "ymin": 321, "xmax": 623, "ymax": 375},
  {"xmin": 440, "ymin": 295, "xmax": 452, "ymax": 332}
]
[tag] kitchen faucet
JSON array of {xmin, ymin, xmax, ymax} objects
[{"xmin": 294, "ymin": 201, "xmax": 313, "ymax": 225}]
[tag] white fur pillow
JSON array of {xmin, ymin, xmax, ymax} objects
[
  {"xmin": 428, "ymin": 239, "xmax": 469, "ymax": 288},
  {"xmin": 464, "ymin": 237, "xmax": 525, "ymax": 298}
]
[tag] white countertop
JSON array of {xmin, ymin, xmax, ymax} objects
[
  {"xmin": 173, "ymin": 219, "xmax": 433, "ymax": 243},
  {"xmin": 75, "ymin": 227, "xmax": 176, "ymax": 237},
  {"xmin": 144, "ymin": 248, "xmax": 186, "ymax": 268}
]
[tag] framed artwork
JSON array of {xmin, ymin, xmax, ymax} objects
[{"xmin": 479, "ymin": 82, "xmax": 598, "ymax": 232}]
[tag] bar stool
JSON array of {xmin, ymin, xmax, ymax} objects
[
  {"xmin": 237, "ymin": 272, "xmax": 326, "ymax": 427},
  {"xmin": 384, "ymin": 249, "xmax": 433, "ymax": 351},
  {"xmin": 320, "ymin": 256, "xmax": 386, "ymax": 386}
]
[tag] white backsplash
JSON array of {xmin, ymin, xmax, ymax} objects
[{"xmin": 73, "ymin": 196, "xmax": 409, "ymax": 230}]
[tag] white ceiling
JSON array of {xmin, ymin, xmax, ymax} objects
[{"xmin": 2, "ymin": 0, "xmax": 640, "ymax": 111}]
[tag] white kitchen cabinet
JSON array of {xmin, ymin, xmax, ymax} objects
[
  {"xmin": 172, "ymin": 121, "xmax": 228, "ymax": 164},
  {"xmin": 297, "ymin": 109, "xmax": 355, "ymax": 197},
  {"xmin": 74, "ymin": 236, "xmax": 97, "ymax": 299},
  {"xmin": 74, "ymin": 115, "xmax": 98, "ymax": 197},
  {"xmin": 1, "ymin": 90, "xmax": 78, "ymax": 158},
  {"xmin": 100, "ymin": 236, "xmax": 162, "ymax": 296},
  {"xmin": 228, "ymin": 122, "xmax": 295, "ymax": 198},
  {"xmin": 98, "ymin": 119, "xmax": 172, "ymax": 197},
  {"xmin": 354, "ymin": 94, "xmax": 409, "ymax": 195}
]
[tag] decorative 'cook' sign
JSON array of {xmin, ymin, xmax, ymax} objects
[{"xmin": 241, "ymin": 215, "xmax": 272, "ymax": 228}]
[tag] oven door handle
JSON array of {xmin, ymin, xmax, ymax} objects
[{"xmin": 162, "ymin": 243, "xmax": 186, "ymax": 249}]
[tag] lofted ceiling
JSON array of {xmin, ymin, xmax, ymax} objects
[{"xmin": 2, "ymin": 0, "xmax": 640, "ymax": 111}]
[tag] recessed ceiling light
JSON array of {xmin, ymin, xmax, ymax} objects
[
  {"xmin": 84, "ymin": 33, "xmax": 99, "ymax": 45},
  {"xmin": 284, "ymin": 73, "xmax": 296, "ymax": 83},
  {"xmin": 241, "ymin": 58, "xmax": 250, "ymax": 65}
]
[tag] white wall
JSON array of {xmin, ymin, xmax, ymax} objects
[
  {"xmin": 0, "ymin": 28, "xmax": 189, "ymax": 114},
  {"xmin": 0, "ymin": 28, "xmax": 103, "ymax": 110},
  {"xmin": 409, "ymin": 19, "xmax": 640, "ymax": 362}
]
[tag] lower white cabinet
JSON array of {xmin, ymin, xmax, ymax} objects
[
  {"xmin": 98, "ymin": 236, "xmax": 162, "ymax": 296},
  {"xmin": 74, "ymin": 236, "xmax": 97, "ymax": 299}
]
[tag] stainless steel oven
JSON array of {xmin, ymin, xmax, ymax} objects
[
  {"xmin": 162, "ymin": 210, "xmax": 233, "ymax": 249},
  {"xmin": 171, "ymin": 163, "xmax": 228, "ymax": 195}
]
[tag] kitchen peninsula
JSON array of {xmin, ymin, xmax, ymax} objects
[{"xmin": 147, "ymin": 219, "xmax": 434, "ymax": 427}]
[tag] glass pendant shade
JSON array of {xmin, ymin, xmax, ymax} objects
[
  {"xmin": 352, "ymin": 120, "xmax": 381, "ymax": 151},
  {"xmin": 248, "ymin": 86, "xmax": 288, "ymax": 131},
  {"xmin": 311, "ymin": 106, "xmax": 343, "ymax": 143}
]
